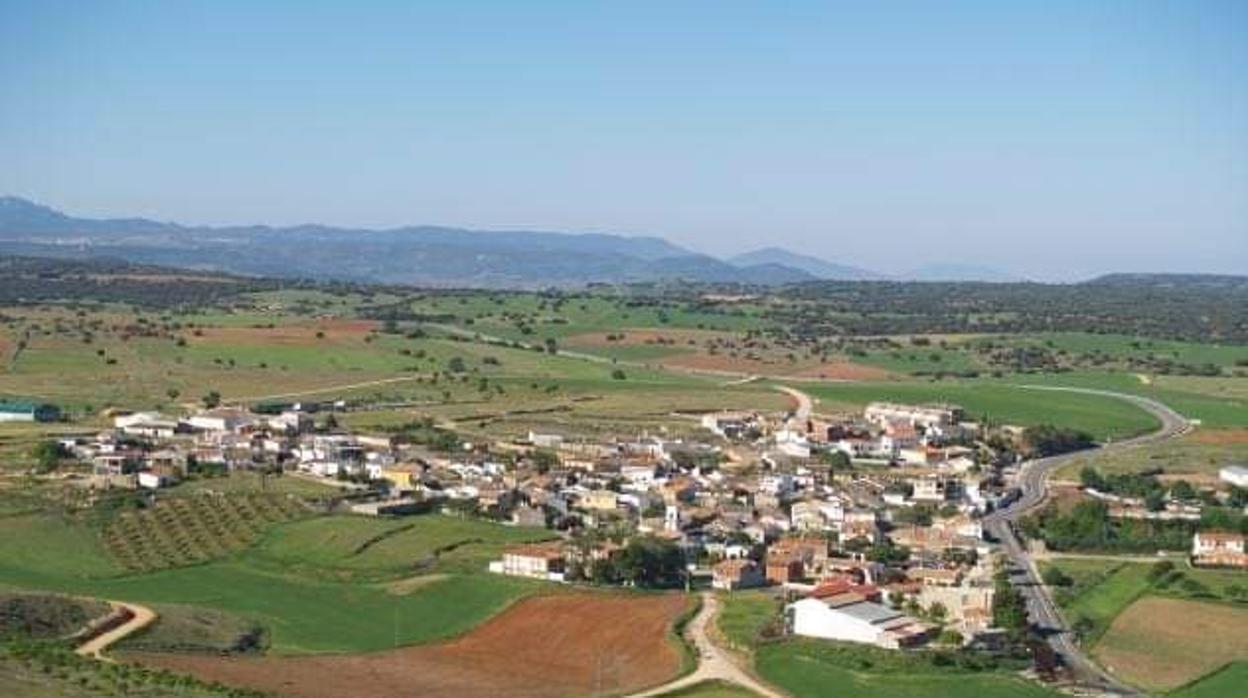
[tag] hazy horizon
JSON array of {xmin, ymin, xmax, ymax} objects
[{"xmin": 2, "ymin": 1, "xmax": 1244, "ymax": 281}]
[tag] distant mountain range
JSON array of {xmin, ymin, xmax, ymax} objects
[
  {"xmin": 727, "ymin": 247, "xmax": 882, "ymax": 280},
  {"xmin": 0, "ymin": 196, "xmax": 1019, "ymax": 287}
]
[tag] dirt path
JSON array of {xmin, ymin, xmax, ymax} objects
[
  {"xmin": 774, "ymin": 385, "xmax": 813, "ymax": 423},
  {"xmin": 76, "ymin": 601, "xmax": 157, "ymax": 661},
  {"xmin": 628, "ymin": 592, "xmax": 786, "ymax": 698}
]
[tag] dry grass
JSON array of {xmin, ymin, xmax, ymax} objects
[{"xmin": 1094, "ymin": 597, "xmax": 1248, "ymax": 692}]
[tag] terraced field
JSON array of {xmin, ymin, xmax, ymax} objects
[{"xmin": 102, "ymin": 494, "xmax": 310, "ymax": 572}]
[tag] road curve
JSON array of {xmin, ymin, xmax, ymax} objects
[
  {"xmin": 775, "ymin": 385, "xmax": 814, "ymax": 423},
  {"xmin": 628, "ymin": 592, "xmax": 786, "ymax": 698},
  {"xmin": 75, "ymin": 601, "xmax": 158, "ymax": 661},
  {"xmin": 983, "ymin": 386, "xmax": 1190, "ymax": 696}
]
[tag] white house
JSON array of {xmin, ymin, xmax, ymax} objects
[
  {"xmin": 1192, "ymin": 531, "xmax": 1247, "ymax": 568},
  {"xmin": 491, "ymin": 542, "xmax": 567, "ymax": 582},
  {"xmin": 788, "ymin": 594, "xmax": 930, "ymax": 649},
  {"xmin": 864, "ymin": 402, "xmax": 962, "ymax": 429},
  {"xmin": 1219, "ymin": 465, "xmax": 1248, "ymax": 488}
]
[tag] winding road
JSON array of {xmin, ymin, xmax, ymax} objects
[
  {"xmin": 982, "ymin": 386, "xmax": 1191, "ymax": 696},
  {"xmin": 629, "ymin": 592, "xmax": 785, "ymax": 698}
]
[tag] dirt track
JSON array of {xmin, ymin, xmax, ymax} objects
[
  {"xmin": 76, "ymin": 601, "xmax": 157, "ymax": 661},
  {"xmin": 130, "ymin": 593, "xmax": 691, "ymax": 698}
]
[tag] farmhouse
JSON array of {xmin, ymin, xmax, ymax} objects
[
  {"xmin": 492, "ymin": 542, "xmax": 567, "ymax": 582},
  {"xmin": 864, "ymin": 402, "xmax": 962, "ymax": 430},
  {"xmin": 1219, "ymin": 465, "xmax": 1248, "ymax": 488},
  {"xmin": 1192, "ymin": 531, "xmax": 1247, "ymax": 568},
  {"xmin": 788, "ymin": 593, "xmax": 930, "ymax": 649},
  {"xmin": 0, "ymin": 399, "xmax": 60, "ymax": 423}
]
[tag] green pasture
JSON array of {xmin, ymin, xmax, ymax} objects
[
  {"xmin": 0, "ymin": 512, "xmax": 545, "ymax": 654},
  {"xmin": 755, "ymin": 640, "xmax": 1060, "ymax": 698},
  {"xmin": 801, "ymin": 380, "xmax": 1161, "ymax": 440},
  {"xmin": 1169, "ymin": 663, "xmax": 1248, "ymax": 698}
]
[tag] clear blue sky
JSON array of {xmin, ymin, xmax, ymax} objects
[{"xmin": 2, "ymin": 1, "xmax": 1244, "ymax": 280}]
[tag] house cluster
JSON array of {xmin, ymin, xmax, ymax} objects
[
  {"xmin": 60, "ymin": 405, "xmax": 424, "ymax": 492},
  {"xmin": 708, "ymin": 401, "xmax": 981, "ymax": 469},
  {"xmin": 489, "ymin": 401, "xmax": 1010, "ymax": 650}
]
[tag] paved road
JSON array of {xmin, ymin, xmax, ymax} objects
[
  {"xmin": 628, "ymin": 592, "xmax": 785, "ymax": 698},
  {"xmin": 75, "ymin": 601, "xmax": 157, "ymax": 661},
  {"xmin": 983, "ymin": 386, "xmax": 1190, "ymax": 696}
]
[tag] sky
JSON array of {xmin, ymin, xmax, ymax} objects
[{"xmin": 1, "ymin": 1, "xmax": 1245, "ymax": 280}]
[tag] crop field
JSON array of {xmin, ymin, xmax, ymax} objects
[
  {"xmin": 1170, "ymin": 663, "xmax": 1248, "ymax": 698},
  {"xmin": 1042, "ymin": 559, "xmax": 1248, "ymax": 644},
  {"xmin": 245, "ymin": 514, "xmax": 555, "ymax": 581},
  {"xmin": 1006, "ymin": 372, "xmax": 1248, "ymax": 429},
  {"xmin": 754, "ymin": 640, "xmax": 1060, "ymax": 698},
  {"xmin": 802, "ymin": 380, "xmax": 1161, "ymax": 440},
  {"xmin": 130, "ymin": 592, "xmax": 693, "ymax": 698},
  {"xmin": 0, "ymin": 510, "xmax": 551, "ymax": 653},
  {"xmin": 1053, "ymin": 430, "xmax": 1248, "ymax": 481},
  {"xmin": 102, "ymin": 493, "xmax": 309, "ymax": 572},
  {"xmin": 1094, "ymin": 597, "xmax": 1248, "ymax": 692}
]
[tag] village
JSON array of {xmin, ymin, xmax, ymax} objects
[{"xmin": 6, "ymin": 387, "xmax": 1215, "ymax": 663}]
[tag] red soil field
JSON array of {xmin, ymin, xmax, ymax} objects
[
  {"xmin": 660, "ymin": 352, "xmax": 890, "ymax": 380},
  {"xmin": 130, "ymin": 593, "xmax": 691, "ymax": 698},
  {"xmin": 192, "ymin": 319, "xmax": 378, "ymax": 346},
  {"xmin": 1189, "ymin": 428, "xmax": 1248, "ymax": 445}
]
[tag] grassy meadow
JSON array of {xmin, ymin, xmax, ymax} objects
[{"xmin": 0, "ymin": 507, "xmax": 551, "ymax": 654}]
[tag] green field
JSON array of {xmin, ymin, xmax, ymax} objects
[
  {"xmin": 246, "ymin": 513, "xmax": 554, "ymax": 581},
  {"xmin": 1042, "ymin": 558, "xmax": 1248, "ymax": 648},
  {"xmin": 803, "ymin": 380, "xmax": 1161, "ymax": 440},
  {"xmin": 1005, "ymin": 372, "xmax": 1248, "ymax": 429},
  {"xmin": 658, "ymin": 680, "xmax": 761, "ymax": 698},
  {"xmin": 715, "ymin": 591, "xmax": 779, "ymax": 651},
  {"xmin": 0, "ymin": 512, "xmax": 546, "ymax": 654},
  {"xmin": 1053, "ymin": 433, "xmax": 1248, "ymax": 480},
  {"xmin": 1169, "ymin": 662, "xmax": 1248, "ymax": 698},
  {"xmin": 755, "ymin": 640, "xmax": 1060, "ymax": 698}
]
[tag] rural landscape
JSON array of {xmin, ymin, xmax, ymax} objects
[
  {"xmin": 3, "ymin": 2, "xmax": 1244, "ymax": 697},
  {"xmin": 0, "ymin": 251, "xmax": 1243, "ymax": 698}
]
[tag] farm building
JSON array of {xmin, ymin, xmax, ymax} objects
[
  {"xmin": 491, "ymin": 542, "xmax": 567, "ymax": 582},
  {"xmin": 1219, "ymin": 465, "xmax": 1248, "ymax": 488},
  {"xmin": 0, "ymin": 400, "xmax": 61, "ymax": 423},
  {"xmin": 787, "ymin": 593, "xmax": 930, "ymax": 649},
  {"xmin": 1192, "ymin": 531, "xmax": 1247, "ymax": 568}
]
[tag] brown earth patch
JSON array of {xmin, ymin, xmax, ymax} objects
[
  {"xmin": 129, "ymin": 593, "xmax": 690, "ymax": 698},
  {"xmin": 1188, "ymin": 428, "xmax": 1248, "ymax": 445},
  {"xmin": 565, "ymin": 328, "xmax": 731, "ymax": 348},
  {"xmin": 1094, "ymin": 596, "xmax": 1248, "ymax": 692},
  {"xmin": 660, "ymin": 352, "xmax": 889, "ymax": 380},
  {"xmin": 192, "ymin": 320, "xmax": 377, "ymax": 346}
]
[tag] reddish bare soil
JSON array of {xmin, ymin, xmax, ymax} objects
[
  {"xmin": 660, "ymin": 352, "xmax": 890, "ymax": 380},
  {"xmin": 192, "ymin": 320, "xmax": 377, "ymax": 346},
  {"xmin": 1189, "ymin": 428, "xmax": 1248, "ymax": 445},
  {"xmin": 129, "ymin": 593, "xmax": 690, "ymax": 698}
]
